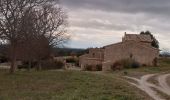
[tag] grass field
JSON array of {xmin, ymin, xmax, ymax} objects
[
  {"xmin": 0, "ymin": 69, "xmax": 151, "ymax": 100},
  {"xmin": 0, "ymin": 58, "xmax": 169, "ymax": 100}
]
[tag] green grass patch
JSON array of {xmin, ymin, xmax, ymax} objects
[{"xmin": 0, "ymin": 70, "xmax": 149, "ymax": 100}]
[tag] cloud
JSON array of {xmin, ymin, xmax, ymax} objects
[
  {"xmin": 62, "ymin": 0, "xmax": 170, "ymax": 15},
  {"xmin": 61, "ymin": 0, "xmax": 170, "ymax": 50}
]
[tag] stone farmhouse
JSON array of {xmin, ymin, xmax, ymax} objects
[{"xmin": 79, "ymin": 33, "xmax": 159, "ymax": 71}]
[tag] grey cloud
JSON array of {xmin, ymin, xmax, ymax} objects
[
  {"xmin": 70, "ymin": 18, "xmax": 136, "ymax": 31},
  {"xmin": 62, "ymin": 0, "xmax": 170, "ymax": 15},
  {"xmin": 61, "ymin": 0, "xmax": 170, "ymax": 49}
]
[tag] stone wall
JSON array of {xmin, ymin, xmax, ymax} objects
[
  {"xmin": 103, "ymin": 41, "xmax": 159, "ymax": 71},
  {"xmin": 88, "ymin": 48, "xmax": 104, "ymax": 59},
  {"xmin": 79, "ymin": 48, "xmax": 104, "ymax": 70}
]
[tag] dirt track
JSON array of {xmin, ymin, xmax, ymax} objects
[{"xmin": 125, "ymin": 74, "xmax": 170, "ymax": 100}]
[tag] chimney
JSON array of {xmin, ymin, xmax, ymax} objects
[{"xmin": 122, "ymin": 32, "xmax": 127, "ymax": 42}]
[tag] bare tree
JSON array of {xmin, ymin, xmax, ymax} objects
[
  {"xmin": 24, "ymin": 1, "xmax": 68, "ymax": 70},
  {"xmin": 0, "ymin": 0, "xmax": 69, "ymax": 73},
  {"xmin": 33, "ymin": 3, "xmax": 68, "ymax": 70}
]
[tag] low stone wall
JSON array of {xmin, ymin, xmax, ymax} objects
[
  {"xmin": 102, "ymin": 61, "xmax": 112, "ymax": 71},
  {"xmin": 80, "ymin": 58, "xmax": 102, "ymax": 70}
]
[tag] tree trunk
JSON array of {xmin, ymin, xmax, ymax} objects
[
  {"xmin": 37, "ymin": 60, "xmax": 42, "ymax": 71},
  {"xmin": 10, "ymin": 44, "xmax": 17, "ymax": 74},
  {"xmin": 28, "ymin": 60, "xmax": 32, "ymax": 71},
  {"xmin": 10, "ymin": 50, "xmax": 17, "ymax": 73}
]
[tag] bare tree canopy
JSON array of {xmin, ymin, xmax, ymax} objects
[{"xmin": 0, "ymin": 0, "xmax": 69, "ymax": 73}]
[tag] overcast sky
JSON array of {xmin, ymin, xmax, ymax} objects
[{"xmin": 61, "ymin": 0, "xmax": 170, "ymax": 50}]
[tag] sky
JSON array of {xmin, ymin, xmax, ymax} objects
[{"xmin": 61, "ymin": 0, "xmax": 170, "ymax": 50}]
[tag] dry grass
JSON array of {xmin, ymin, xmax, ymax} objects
[
  {"xmin": 0, "ymin": 58, "xmax": 169, "ymax": 100},
  {"xmin": 0, "ymin": 69, "xmax": 152, "ymax": 100}
]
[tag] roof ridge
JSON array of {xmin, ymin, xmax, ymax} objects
[{"xmin": 103, "ymin": 42, "xmax": 123, "ymax": 48}]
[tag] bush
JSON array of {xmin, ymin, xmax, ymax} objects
[
  {"xmin": 131, "ymin": 61, "xmax": 140, "ymax": 68},
  {"xmin": 75, "ymin": 59, "xmax": 79, "ymax": 67},
  {"xmin": 66, "ymin": 58, "xmax": 79, "ymax": 67},
  {"xmin": 142, "ymin": 64, "xmax": 147, "ymax": 67},
  {"xmin": 84, "ymin": 64, "xmax": 102, "ymax": 71},
  {"xmin": 41, "ymin": 60, "xmax": 64, "ymax": 70},
  {"xmin": 18, "ymin": 61, "xmax": 37, "ymax": 70},
  {"xmin": 84, "ymin": 65, "xmax": 93, "ymax": 71},
  {"xmin": 111, "ymin": 59, "xmax": 140, "ymax": 71},
  {"xmin": 124, "ymin": 71, "xmax": 128, "ymax": 75},
  {"xmin": 96, "ymin": 64, "xmax": 102, "ymax": 71},
  {"xmin": 111, "ymin": 61, "xmax": 122, "ymax": 71},
  {"xmin": 0, "ymin": 56, "xmax": 8, "ymax": 63},
  {"xmin": 120, "ymin": 59, "xmax": 132, "ymax": 69},
  {"xmin": 17, "ymin": 65, "xmax": 28, "ymax": 69},
  {"xmin": 66, "ymin": 58, "xmax": 76, "ymax": 63}
]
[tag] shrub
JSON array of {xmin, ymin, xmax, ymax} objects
[
  {"xmin": 41, "ymin": 60, "xmax": 64, "ymax": 70},
  {"xmin": 96, "ymin": 64, "xmax": 102, "ymax": 71},
  {"xmin": 84, "ymin": 64, "xmax": 102, "ymax": 71},
  {"xmin": 75, "ymin": 59, "xmax": 79, "ymax": 67},
  {"xmin": 84, "ymin": 65, "xmax": 93, "ymax": 71},
  {"xmin": 0, "ymin": 56, "xmax": 8, "ymax": 63},
  {"xmin": 17, "ymin": 65, "xmax": 27, "ymax": 70},
  {"xmin": 131, "ymin": 61, "xmax": 140, "ymax": 68},
  {"xmin": 152, "ymin": 57, "xmax": 158, "ymax": 67},
  {"xmin": 124, "ymin": 71, "xmax": 128, "ymax": 75},
  {"xmin": 66, "ymin": 58, "xmax": 79, "ymax": 67},
  {"xmin": 111, "ymin": 61, "xmax": 122, "ymax": 71},
  {"xmin": 111, "ymin": 59, "xmax": 140, "ymax": 71},
  {"xmin": 142, "ymin": 64, "xmax": 147, "ymax": 67},
  {"xmin": 121, "ymin": 59, "xmax": 132, "ymax": 69},
  {"xmin": 66, "ymin": 58, "xmax": 76, "ymax": 63},
  {"xmin": 17, "ymin": 61, "xmax": 37, "ymax": 70}
]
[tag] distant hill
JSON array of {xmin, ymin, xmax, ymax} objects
[
  {"xmin": 160, "ymin": 51, "xmax": 170, "ymax": 57},
  {"xmin": 52, "ymin": 48, "xmax": 87, "ymax": 57}
]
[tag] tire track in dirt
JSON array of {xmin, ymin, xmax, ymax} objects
[{"xmin": 125, "ymin": 74, "xmax": 170, "ymax": 100}]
